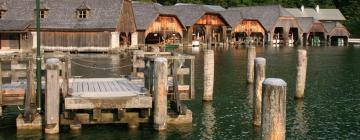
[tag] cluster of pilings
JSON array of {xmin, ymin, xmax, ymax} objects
[{"xmin": 202, "ymin": 47, "xmax": 308, "ymax": 139}]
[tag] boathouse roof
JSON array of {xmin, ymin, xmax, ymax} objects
[
  {"xmin": 286, "ymin": 8, "xmax": 346, "ymax": 21},
  {"xmin": 228, "ymin": 5, "xmax": 294, "ymax": 31},
  {"xmin": 164, "ymin": 3, "xmax": 229, "ymax": 27},
  {"xmin": 323, "ymin": 21, "xmax": 350, "ymax": 37},
  {"xmin": 133, "ymin": 3, "xmax": 184, "ymax": 31},
  {"xmin": 219, "ymin": 10, "xmax": 243, "ymax": 28},
  {"xmin": 295, "ymin": 17, "xmax": 314, "ymax": 33},
  {"xmin": 0, "ymin": 0, "xmax": 129, "ymax": 31}
]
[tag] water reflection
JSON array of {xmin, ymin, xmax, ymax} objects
[
  {"xmin": 44, "ymin": 134, "xmax": 60, "ymax": 140},
  {"xmin": 201, "ymin": 102, "xmax": 216, "ymax": 140},
  {"xmin": 191, "ymin": 47, "xmax": 200, "ymax": 54},
  {"xmin": 295, "ymin": 99, "xmax": 308, "ymax": 137},
  {"xmin": 16, "ymin": 130, "xmax": 42, "ymax": 139}
]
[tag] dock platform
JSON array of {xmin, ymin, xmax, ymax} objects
[{"xmin": 65, "ymin": 78, "xmax": 152, "ymax": 109}]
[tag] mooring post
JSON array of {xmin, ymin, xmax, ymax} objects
[
  {"xmin": 203, "ymin": 50, "xmax": 214, "ymax": 101},
  {"xmin": 247, "ymin": 46, "xmax": 256, "ymax": 83},
  {"xmin": 153, "ymin": 57, "xmax": 168, "ymax": 131},
  {"xmin": 24, "ymin": 58, "xmax": 36, "ymax": 122},
  {"xmin": 261, "ymin": 78, "xmax": 287, "ymax": 140},
  {"xmin": 295, "ymin": 49, "xmax": 307, "ymax": 99},
  {"xmin": 45, "ymin": 58, "xmax": 61, "ymax": 134},
  {"xmin": 253, "ymin": 57, "xmax": 266, "ymax": 127}
]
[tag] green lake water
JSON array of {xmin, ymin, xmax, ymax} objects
[{"xmin": 0, "ymin": 46, "xmax": 359, "ymax": 139}]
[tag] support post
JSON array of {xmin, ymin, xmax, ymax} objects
[
  {"xmin": 45, "ymin": 58, "xmax": 60, "ymax": 134},
  {"xmin": 295, "ymin": 49, "xmax": 307, "ymax": 99},
  {"xmin": 261, "ymin": 78, "xmax": 287, "ymax": 140},
  {"xmin": 253, "ymin": 58, "xmax": 266, "ymax": 126},
  {"xmin": 31, "ymin": 32, "xmax": 37, "ymax": 49},
  {"xmin": 153, "ymin": 57, "xmax": 168, "ymax": 131},
  {"xmin": 111, "ymin": 32, "xmax": 120, "ymax": 49},
  {"xmin": 203, "ymin": 50, "xmax": 214, "ymax": 101},
  {"xmin": 24, "ymin": 58, "xmax": 36, "ymax": 122},
  {"xmin": 247, "ymin": 46, "xmax": 256, "ymax": 83}
]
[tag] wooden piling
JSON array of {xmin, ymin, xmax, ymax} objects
[
  {"xmin": 45, "ymin": 58, "xmax": 61, "ymax": 134},
  {"xmin": 247, "ymin": 47, "xmax": 256, "ymax": 83},
  {"xmin": 203, "ymin": 50, "xmax": 214, "ymax": 101},
  {"xmin": 295, "ymin": 49, "xmax": 307, "ymax": 99},
  {"xmin": 24, "ymin": 58, "xmax": 36, "ymax": 122},
  {"xmin": 153, "ymin": 57, "xmax": 168, "ymax": 131},
  {"xmin": 261, "ymin": 78, "xmax": 287, "ymax": 140},
  {"xmin": 253, "ymin": 57, "xmax": 266, "ymax": 127}
]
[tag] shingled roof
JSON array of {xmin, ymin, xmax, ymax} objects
[
  {"xmin": 0, "ymin": 0, "xmax": 127, "ymax": 31},
  {"xmin": 323, "ymin": 21, "xmax": 350, "ymax": 37},
  {"xmin": 220, "ymin": 10, "xmax": 243, "ymax": 28},
  {"xmin": 164, "ymin": 3, "xmax": 229, "ymax": 27},
  {"xmin": 296, "ymin": 17, "xmax": 315, "ymax": 33},
  {"xmin": 133, "ymin": 2, "xmax": 184, "ymax": 31},
  {"xmin": 286, "ymin": 8, "xmax": 346, "ymax": 21},
  {"xmin": 228, "ymin": 5, "xmax": 294, "ymax": 31}
]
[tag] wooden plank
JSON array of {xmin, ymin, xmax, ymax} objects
[
  {"xmin": 103, "ymin": 81, "xmax": 113, "ymax": 92},
  {"xmin": 177, "ymin": 68, "xmax": 190, "ymax": 75},
  {"xmin": 11, "ymin": 64, "xmax": 27, "ymax": 70},
  {"xmin": 88, "ymin": 82, "xmax": 95, "ymax": 92},
  {"xmin": 83, "ymin": 81, "xmax": 89, "ymax": 92},
  {"xmin": 98, "ymin": 81, "xmax": 106, "ymax": 92},
  {"xmin": 107, "ymin": 81, "xmax": 116, "ymax": 92},
  {"xmin": 64, "ymin": 96, "xmax": 152, "ymax": 109},
  {"xmin": 77, "ymin": 81, "xmax": 83, "ymax": 93},
  {"xmin": 111, "ymin": 81, "xmax": 121, "ymax": 91}
]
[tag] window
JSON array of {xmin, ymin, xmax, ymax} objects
[
  {"xmin": 0, "ymin": 10, "xmax": 6, "ymax": 19},
  {"xmin": 77, "ymin": 9, "xmax": 88, "ymax": 19},
  {"xmin": 40, "ymin": 9, "xmax": 48, "ymax": 19}
]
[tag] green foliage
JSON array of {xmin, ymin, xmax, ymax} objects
[{"xmin": 135, "ymin": 0, "xmax": 360, "ymax": 37}]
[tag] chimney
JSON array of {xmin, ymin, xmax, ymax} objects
[
  {"xmin": 301, "ymin": 5, "xmax": 304, "ymax": 12},
  {"xmin": 315, "ymin": 5, "xmax": 320, "ymax": 13}
]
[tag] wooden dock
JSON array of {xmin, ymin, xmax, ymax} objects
[
  {"xmin": 0, "ymin": 51, "xmax": 195, "ymax": 133},
  {"xmin": 65, "ymin": 78, "xmax": 152, "ymax": 109}
]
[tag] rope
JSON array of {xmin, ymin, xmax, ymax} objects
[{"xmin": 71, "ymin": 60, "xmax": 133, "ymax": 70}]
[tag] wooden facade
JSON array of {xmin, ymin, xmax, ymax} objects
[
  {"xmin": 0, "ymin": 33, "xmax": 31, "ymax": 50},
  {"xmin": 142, "ymin": 16, "xmax": 184, "ymax": 44},
  {"xmin": 184, "ymin": 13, "xmax": 228, "ymax": 45},
  {"xmin": 40, "ymin": 32, "xmax": 111, "ymax": 47},
  {"xmin": 231, "ymin": 20, "xmax": 266, "ymax": 45},
  {"xmin": 270, "ymin": 17, "xmax": 303, "ymax": 45}
]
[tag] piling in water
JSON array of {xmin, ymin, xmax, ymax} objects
[
  {"xmin": 247, "ymin": 47, "xmax": 256, "ymax": 83},
  {"xmin": 153, "ymin": 57, "xmax": 168, "ymax": 131},
  {"xmin": 295, "ymin": 49, "xmax": 307, "ymax": 99},
  {"xmin": 45, "ymin": 58, "xmax": 61, "ymax": 134},
  {"xmin": 253, "ymin": 57, "xmax": 266, "ymax": 127},
  {"xmin": 261, "ymin": 78, "xmax": 287, "ymax": 140},
  {"xmin": 203, "ymin": 50, "xmax": 214, "ymax": 101}
]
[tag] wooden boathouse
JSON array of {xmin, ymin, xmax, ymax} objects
[
  {"xmin": 229, "ymin": 5, "xmax": 303, "ymax": 45},
  {"xmin": 164, "ymin": 4, "xmax": 230, "ymax": 46},
  {"xmin": 295, "ymin": 17, "xmax": 327, "ymax": 46},
  {"xmin": 0, "ymin": 0, "xmax": 136, "ymax": 52},
  {"xmin": 132, "ymin": 3, "xmax": 185, "ymax": 47},
  {"xmin": 220, "ymin": 10, "xmax": 266, "ymax": 46},
  {"xmin": 286, "ymin": 5, "xmax": 349, "ymax": 46}
]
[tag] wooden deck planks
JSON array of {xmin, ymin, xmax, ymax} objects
[{"xmin": 69, "ymin": 78, "xmax": 145, "ymax": 98}]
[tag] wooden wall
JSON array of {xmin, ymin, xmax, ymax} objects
[
  {"xmin": 233, "ymin": 20, "xmax": 265, "ymax": 36},
  {"xmin": 195, "ymin": 14, "xmax": 225, "ymax": 26},
  {"xmin": 117, "ymin": 0, "xmax": 136, "ymax": 33},
  {"xmin": 0, "ymin": 33, "xmax": 20, "ymax": 50},
  {"xmin": 40, "ymin": 32, "xmax": 110, "ymax": 47},
  {"xmin": 145, "ymin": 16, "xmax": 184, "ymax": 38}
]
